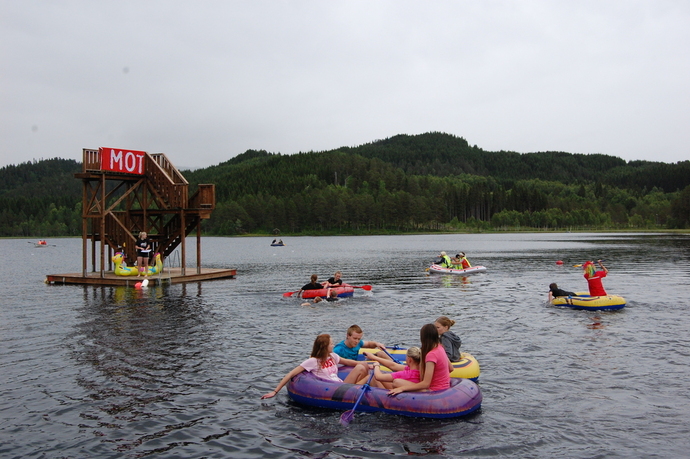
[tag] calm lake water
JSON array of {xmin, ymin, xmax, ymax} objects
[{"xmin": 1, "ymin": 233, "xmax": 689, "ymax": 458}]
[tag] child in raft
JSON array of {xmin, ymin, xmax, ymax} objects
[
  {"xmin": 548, "ymin": 283, "xmax": 576, "ymax": 301},
  {"xmin": 583, "ymin": 260, "xmax": 608, "ymax": 296},
  {"xmin": 363, "ymin": 347, "xmax": 422, "ymax": 389},
  {"xmin": 434, "ymin": 316, "xmax": 462, "ymax": 362},
  {"xmin": 387, "ymin": 324, "xmax": 451, "ymax": 396},
  {"xmin": 260, "ymin": 334, "xmax": 371, "ymax": 399},
  {"xmin": 452, "ymin": 252, "xmax": 471, "ymax": 269}
]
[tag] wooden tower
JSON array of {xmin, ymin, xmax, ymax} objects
[{"xmin": 75, "ymin": 147, "xmax": 215, "ymax": 277}]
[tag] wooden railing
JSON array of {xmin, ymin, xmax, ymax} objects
[
  {"xmin": 145, "ymin": 154, "xmax": 188, "ymax": 208},
  {"xmin": 83, "ymin": 149, "xmax": 100, "ymax": 171},
  {"xmin": 189, "ymin": 184, "xmax": 216, "ymax": 211},
  {"xmin": 150, "ymin": 153, "xmax": 188, "ymax": 184}
]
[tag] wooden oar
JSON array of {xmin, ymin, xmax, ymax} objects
[{"xmin": 339, "ymin": 371, "xmax": 375, "ymax": 426}]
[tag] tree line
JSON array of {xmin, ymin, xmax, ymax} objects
[{"xmin": 1, "ymin": 133, "xmax": 689, "ymax": 237}]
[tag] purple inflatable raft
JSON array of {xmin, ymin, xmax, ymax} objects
[{"xmin": 286, "ymin": 368, "xmax": 482, "ymax": 419}]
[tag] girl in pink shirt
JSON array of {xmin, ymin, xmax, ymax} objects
[
  {"xmin": 363, "ymin": 347, "xmax": 422, "ymax": 389},
  {"xmin": 387, "ymin": 324, "xmax": 451, "ymax": 396},
  {"xmin": 261, "ymin": 334, "xmax": 370, "ymax": 399}
]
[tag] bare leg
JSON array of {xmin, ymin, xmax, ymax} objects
[{"xmin": 343, "ymin": 364, "xmax": 369, "ymax": 384}]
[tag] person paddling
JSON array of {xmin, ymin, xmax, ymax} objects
[
  {"xmin": 296, "ymin": 274, "xmax": 323, "ymax": 298},
  {"xmin": 323, "ymin": 271, "xmax": 343, "ymax": 288},
  {"xmin": 438, "ymin": 251, "xmax": 453, "ymax": 268},
  {"xmin": 583, "ymin": 260, "xmax": 608, "ymax": 297}
]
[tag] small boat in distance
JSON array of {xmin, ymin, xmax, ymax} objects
[
  {"xmin": 31, "ymin": 240, "xmax": 53, "ymax": 248},
  {"xmin": 270, "ymin": 239, "xmax": 285, "ymax": 246}
]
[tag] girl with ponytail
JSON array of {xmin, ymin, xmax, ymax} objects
[{"xmin": 387, "ymin": 324, "xmax": 451, "ymax": 396}]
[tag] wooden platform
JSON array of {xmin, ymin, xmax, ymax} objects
[{"xmin": 45, "ymin": 267, "xmax": 236, "ymax": 286}]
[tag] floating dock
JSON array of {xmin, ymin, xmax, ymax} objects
[{"xmin": 46, "ymin": 267, "xmax": 236, "ymax": 286}]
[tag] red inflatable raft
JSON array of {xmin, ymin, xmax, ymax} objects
[{"xmin": 301, "ymin": 285, "xmax": 355, "ymax": 299}]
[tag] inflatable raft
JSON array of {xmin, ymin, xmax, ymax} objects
[
  {"xmin": 286, "ymin": 368, "xmax": 482, "ymax": 419},
  {"xmin": 359, "ymin": 347, "xmax": 480, "ymax": 381},
  {"xmin": 301, "ymin": 285, "xmax": 354, "ymax": 299},
  {"xmin": 428, "ymin": 264, "xmax": 487, "ymax": 275},
  {"xmin": 112, "ymin": 252, "xmax": 163, "ymax": 276},
  {"xmin": 551, "ymin": 292, "xmax": 626, "ymax": 311}
]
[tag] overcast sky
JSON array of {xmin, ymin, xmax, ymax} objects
[{"xmin": 1, "ymin": 1, "xmax": 688, "ymax": 170}]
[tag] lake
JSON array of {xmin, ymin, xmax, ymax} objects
[{"xmin": 1, "ymin": 232, "xmax": 689, "ymax": 458}]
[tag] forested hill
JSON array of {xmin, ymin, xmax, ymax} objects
[
  {"xmin": 342, "ymin": 132, "xmax": 626, "ymax": 184},
  {"xmin": 0, "ymin": 158, "xmax": 81, "ymax": 199},
  {"xmin": 342, "ymin": 133, "xmax": 688, "ymax": 192},
  {"xmin": 1, "ymin": 133, "xmax": 689, "ymax": 237},
  {"xmin": 188, "ymin": 132, "xmax": 689, "ymax": 193}
]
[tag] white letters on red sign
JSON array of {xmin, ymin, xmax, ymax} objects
[{"xmin": 99, "ymin": 147, "xmax": 146, "ymax": 174}]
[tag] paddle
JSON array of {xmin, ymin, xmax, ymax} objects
[
  {"xmin": 573, "ymin": 259, "xmax": 606, "ymax": 268},
  {"xmin": 380, "ymin": 347, "xmax": 404, "ymax": 365},
  {"xmin": 282, "ymin": 290, "xmax": 299, "ymax": 297},
  {"xmin": 339, "ymin": 370, "xmax": 375, "ymax": 426}
]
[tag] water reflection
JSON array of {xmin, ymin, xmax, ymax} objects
[
  {"xmin": 427, "ymin": 273, "xmax": 474, "ymax": 289},
  {"xmin": 67, "ymin": 284, "xmax": 220, "ymax": 453}
]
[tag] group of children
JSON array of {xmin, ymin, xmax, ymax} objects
[
  {"xmin": 548, "ymin": 259, "xmax": 609, "ymax": 301},
  {"xmin": 298, "ymin": 271, "xmax": 344, "ymax": 306},
  {"xmin": 261, "ymin": 316, "xmax": 463, "ymax": 399},
  {"xmin": 438, "ymin": 251, "xmax": 472, "ymax": 269}
]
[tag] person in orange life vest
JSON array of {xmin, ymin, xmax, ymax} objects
[
  {"xmin": 452, "ymin": 252, "xmax": 471, "ymax": 269},
  {"xmin": 583, "ymin": 260, "xmax": 608, "ymax": 296}
]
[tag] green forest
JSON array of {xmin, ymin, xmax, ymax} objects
[{"xmin": 2, "ymin": 132, "xmax": 690, "ymax": 237}]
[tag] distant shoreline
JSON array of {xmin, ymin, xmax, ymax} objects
[{"xmin": 6, "ymin": 228, "xmax": 688, "ymax": 241}]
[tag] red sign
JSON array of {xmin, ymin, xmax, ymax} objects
[{"xmin": 99, "ymin": 147, "xmax": 147, "ymax": 175}]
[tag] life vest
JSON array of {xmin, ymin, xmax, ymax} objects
[
  {"xmin": 441, "ymin": 255, "xmax": 452, "ymax": 267},
  {"xmin": 460, "ymin": 257, "xmax": 471, "ymax": 269}
]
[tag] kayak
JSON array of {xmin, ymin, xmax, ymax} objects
[
  {"xmin": 428, "ymin": 264, "xmax": 487, "ymax": 275},
  {"xmin": 550, "ymin": 292, "xmax": 626, "ymax": 311},
  {"xmin": 286, "ymin": 367, "xmax": 482, "ymax": 419},
  {"xmin": 301, "ymin": 285, "xmax": 354, "ymax": 299},
  {"xmin": 359, "ymin": 347, "xmax": 480, "ymax": 381}
]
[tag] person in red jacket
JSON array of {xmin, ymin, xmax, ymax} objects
[{"xmin": 583, "ymin": 260, "xmax": 608, "ymax": 296}]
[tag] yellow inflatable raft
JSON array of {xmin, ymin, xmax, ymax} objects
[
  {"xmin": 359, "ymin": 347, "xmax": 480, "ymax": 381},
  {"xmin": 112, "ymin": 252, "xmax": 163, "ymax": 276},
  {"xmin": 550, "ymin": 291, "xmax": 626, "ymax": 311}
]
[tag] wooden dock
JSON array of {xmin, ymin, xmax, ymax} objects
[{"xmin": 45, "ymin": 267, "xmax": 236, "ymax": 286}]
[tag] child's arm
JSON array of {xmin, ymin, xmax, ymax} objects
[
  {"xmin": 373, "ymin": 363, "xmax": 394, "ymax": 382},
  {"xmin": 363, "ymin": 352, "xmax": 405, "ymax": 371},
  {"xmin": 261, "ymin": 365, "xmax": 305, "ymax": 399}
]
